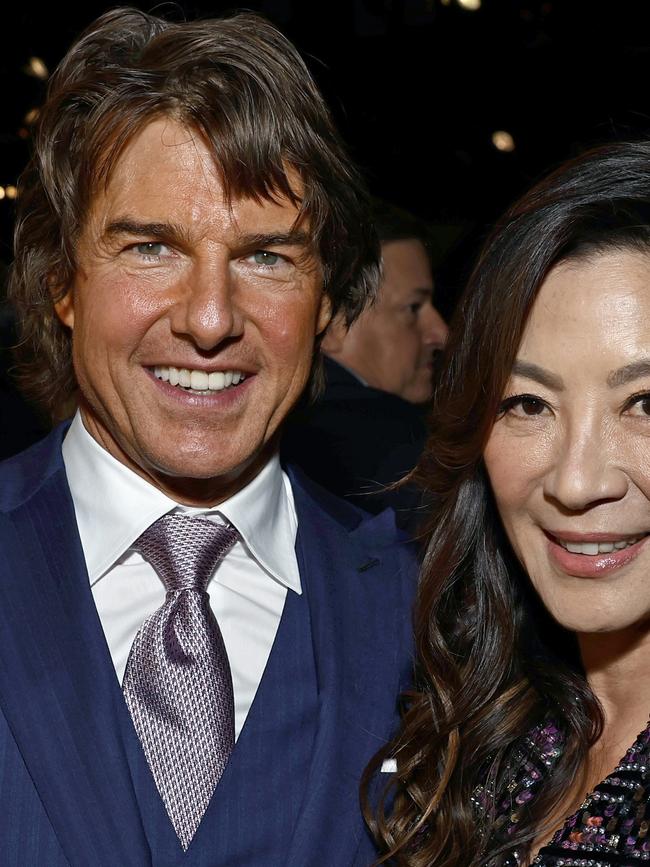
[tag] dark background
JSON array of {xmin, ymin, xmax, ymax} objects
[{"xmin": 2, "ymin": 0, "xmax": 650, "ymax": 313}]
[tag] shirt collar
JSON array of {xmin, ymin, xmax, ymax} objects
[{"xmin": 62, "ymin": 411, "xmax": 300, "ymax": 594}]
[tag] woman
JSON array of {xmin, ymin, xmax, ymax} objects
[{"xmin": 365, "ymin": 141, "xmax": 650, "ymax": 865}]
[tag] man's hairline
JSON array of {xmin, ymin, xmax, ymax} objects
[{"xmin": 71, "ymin": 109, "xmax": 326, "ymax": 280}]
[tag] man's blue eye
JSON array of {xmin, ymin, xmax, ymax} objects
[
  {"xmin": 253, "ymin": 250, "xmax": 279, "ymax": 266},
  {"xmin": 136, "ymin": 242, "xmax": 165, "ymax": 256}
]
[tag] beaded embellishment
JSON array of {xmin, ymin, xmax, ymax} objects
[{"xmin": 473, "ymin": 718, "xmax": 650, "ymax": 866}]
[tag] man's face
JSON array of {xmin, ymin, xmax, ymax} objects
[
  {"xmin": 55, "ymin": 117, "xmax": 331, "ymax": 503},
  {"xmin": 327, "ymin": 238, "xmax": 447, "ymax": 403}
]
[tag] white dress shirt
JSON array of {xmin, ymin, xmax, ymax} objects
[{"xmin": 62, "ymin": 412, "xmax": 301, "ymax": 739}]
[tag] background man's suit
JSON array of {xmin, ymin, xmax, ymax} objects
[
  {"xmin": 284, "ymin": 356, "xmax": 429, "ymax": 531},
  {"xmin": 0, "ymin": 426, "xmax": 415, "ymax": 866}
]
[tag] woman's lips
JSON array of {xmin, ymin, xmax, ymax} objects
[{"xmin": 545, "ymin": 531, "xmax": 650, "ymax": 577}]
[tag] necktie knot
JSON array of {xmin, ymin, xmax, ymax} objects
[{"xmin": 135, "ymin": 513, "xmax": 238, "ymax": 593}]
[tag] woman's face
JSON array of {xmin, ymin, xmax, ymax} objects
[{"xmin": 484, "ymin": 248, "xmax": 650, "ymax": 635}]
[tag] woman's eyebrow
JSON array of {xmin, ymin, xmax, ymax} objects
[
  {"xmin": 512, "ymin": 359, "xmax": 565, "ymax": 391},
  {"xmin": 607, "ymin": 358, "xmax": 650, "ymax": 388}
]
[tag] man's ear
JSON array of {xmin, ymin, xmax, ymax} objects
[
  {"xmin": 320, "ymin": 311, "xmax": 348, "ymax": 355},
  {"xmin": 52, "ymin": 284, "xmax": 75, "ymax": 329},
  {"xmin": 316, "ymin": 291, "xmax": 333, "ymax": 336}
]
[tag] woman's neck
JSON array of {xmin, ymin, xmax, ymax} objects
[
  {"xmin": 578, "ymin": 624, "xmax": 650, "ymax": 735},
  {"xmin": 525, "ymin": 625, "xmax": 650, "ymax": 864}
]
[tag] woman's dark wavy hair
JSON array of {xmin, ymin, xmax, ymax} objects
[
  {"xmin": 9, "ymin": 7, "xmax": 379, "ymax": 416},
  {"xmin": 363, "ymin": 141, "xmax": 650, "ymax": 865}
]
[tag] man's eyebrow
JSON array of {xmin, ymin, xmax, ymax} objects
[
  {"xmin": 236, "ymin": 230, "xmax": 312, "ymax": 249},
  {"xmin": 512, "ymin": 359, "xmax": 565, "ymax": 391},
  {"xmin": 103, "ymin": 219, "xmax": 187, "ymax": 241},
  {"xmin": 607, "ymin": 359, "xmax": 650, "ymax": 388}
]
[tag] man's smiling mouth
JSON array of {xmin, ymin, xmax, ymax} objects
[{"xmin": 152, "ymin": 365, "xmax": 247, "ymax": 394}]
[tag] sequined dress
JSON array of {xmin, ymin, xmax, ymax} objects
[{"xmin": 472, "ymin": 719, "xmax": 650, "ymax": 865}]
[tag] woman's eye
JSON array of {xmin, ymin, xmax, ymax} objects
[
  {"xmin": 252, "ymin": 250, "xmax": 280, "ymax": 266},
  {"xmin": 498, "ymin": 394, "xmax": 548, "ymax": 417},
  {"xmin": 519, "ymin": 397, "xmax": 545, "ymax": 415}
]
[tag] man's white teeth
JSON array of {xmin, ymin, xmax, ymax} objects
[
  {"xmin": 153, "ymin": 366, "xmax": 245, "ymax": 392},
  {"xmin": 558, "ymin": 536, "xmax": 645, "ymax": 555}
]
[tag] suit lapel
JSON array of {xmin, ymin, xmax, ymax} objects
[
  {"xmin": 285, "ymin": 470, "xmax": 413, "ymax": 866},
  {"xmin": 0, "ymin": 438, "xmax": 150, "ymax": 866}
]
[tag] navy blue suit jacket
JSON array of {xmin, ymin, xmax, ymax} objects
[{"xmin": 0, "ymin": 426, "xmax": 416, "ymax": 865}]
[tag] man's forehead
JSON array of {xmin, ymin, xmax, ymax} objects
[
  {"xmin": 99, "ymin": 116, "xmax": 304, "ymax": 188},
  {"xmin": 84, "ymin": 118, "xmax": 309, "ymax": 242}
]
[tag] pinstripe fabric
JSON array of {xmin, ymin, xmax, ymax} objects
[
  {"xmin": 0, "ymin": 430, "xmax": 416, "ymax": 867},
  {"xmin": 0, "ymin": 712, "xmax": 69, "ymax": 866},
  {"xmin": 0, "ymin": 434, "xmax": 150, "ymax": 866}
]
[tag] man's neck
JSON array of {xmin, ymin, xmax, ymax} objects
[{"xmin": 79, "ymin": 406, "xmax": 279, "ymax": 507}]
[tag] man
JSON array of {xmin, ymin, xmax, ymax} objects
[
  {"xmin": 284, "ymin": 203, "xmax": 448, "ymax": 527},
  {"xmin": 323, "ymin": 202, "xmax": 448, "ymax": 405},
  {"xmin": 1, "ymin": 10, "xmax": 414, "ymax": 866}
]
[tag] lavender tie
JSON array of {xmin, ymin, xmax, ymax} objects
[{"xmin": 122, "ymin": 513, "xmax": 238, "ymax": 850}]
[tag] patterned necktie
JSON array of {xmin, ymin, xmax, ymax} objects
[{"xmin": 122, "ymin": 513, "xmax": 239, "ymax": 850}]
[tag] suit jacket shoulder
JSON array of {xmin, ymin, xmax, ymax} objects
[
  {"xmin": 286, "ymin": 461, "xmax": 418, "ymax": 580},
  {"xmin": 0, "ymin": 424, "xmax": 68, "ymax": 512}
]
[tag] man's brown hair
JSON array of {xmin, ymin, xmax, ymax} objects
[{"xmin": 10, "ymin": 7, "xmax": 379, "ymax": 414}]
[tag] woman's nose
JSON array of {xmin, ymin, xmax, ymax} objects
[{"xmin": 543, "ymin": 418, "xmax": 628, "ymax": 511}]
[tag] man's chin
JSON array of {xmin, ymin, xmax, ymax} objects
[
  {"xmin": 401, "ymin": 387, "xmax": 433, "ymax": 405},
  {"xmin": 402, "ymin": 371, "xmax": 434, "ymax": 404},
  {"xmin": 136, "ymin": 441, "xmax": 274, "ymax": 505}
]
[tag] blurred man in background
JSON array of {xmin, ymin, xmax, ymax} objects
[
  {"xmin": 285, "ymin": 202, "xmax": 448, "ymax": 529},
  {"xmin": 323, "ymin": 201, "xmax": 447, "ymax": 404}
]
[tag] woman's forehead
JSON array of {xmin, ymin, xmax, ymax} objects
[{"xmin": 515, "ymin": 248, "xmax": 650, "ymax": 375}]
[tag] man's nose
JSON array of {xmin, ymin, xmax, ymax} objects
[
  {"xmin": 543, "ymin": 418, "xmax": 628, "ymax": 511},
  {"xmin": 168, "ymin": 260, "xmax": 244, "ymax": 350},
  {"xmin": 420, "ymin": 302, "xmax": 448, "ymax": 350}
]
